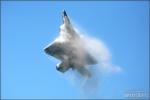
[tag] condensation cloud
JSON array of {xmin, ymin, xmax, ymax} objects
[
  {"xmin": 52, "ymin": 12, "xmax": 122, "ymax": 98},
  {"xmin": 62, "ymin": 20, "xmax": 122, "ymax": 98}
]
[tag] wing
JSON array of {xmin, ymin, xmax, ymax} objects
[
  {"xmin": 44, "ymin": 41, "xmax": 74, "ymax": 73},
  {"xmin": 44, "ymin": 42, "xmax": 69, "ymax": 61}
]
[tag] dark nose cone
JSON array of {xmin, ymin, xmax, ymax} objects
[{"xmin": 63, "ymin": 10, "xmax": 67, "ymax": 17}]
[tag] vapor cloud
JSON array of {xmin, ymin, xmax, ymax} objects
[
  {"xmin": 59, "ymin": 21, "xmax": 122, "ymax": 98},
  {"xmin": 56, "ymin": 16, "xmax": 122, "ymax": 98},
  {"xmin": 73, "ymin": 23, "xmax": 122, "ymax": 74}
]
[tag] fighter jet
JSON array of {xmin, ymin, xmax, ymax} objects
[{"xmin": 44, "ymin": 10, "xmax": 98, "ymax": 77}]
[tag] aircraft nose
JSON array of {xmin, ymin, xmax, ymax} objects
[{"xmin": 63, "ymin": 10, "xmax": 67, "ymax": 17}]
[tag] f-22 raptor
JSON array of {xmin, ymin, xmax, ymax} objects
[{"xmin": 44, "ymin": 10, "xmax": 97, "ymax": 77}]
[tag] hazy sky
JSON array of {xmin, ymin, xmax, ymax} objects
[{"xmin": 1, "ymin": 1, "xmax": 149, "ymax": 99}]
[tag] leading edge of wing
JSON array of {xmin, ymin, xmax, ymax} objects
[{"xmin": 44, "ymin": 42, "xmax": 64, "ymax": 56}]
